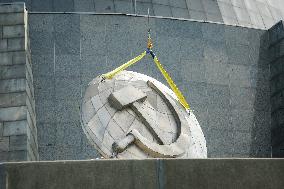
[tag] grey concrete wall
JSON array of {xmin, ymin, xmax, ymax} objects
[
  {"xmin": 0, "ymin": 3, "xmax": 38, "ymax": 162},
  {"xmin": 1, "ymin": 159, "xmax": 284, "ymax": 189},
  {"xmin": 29, "ymin": 13, "xmax": 271, "ymax": 160},
  {"xmin": 269, "ymin": 21, "xmax": 284, "ymax": 157}
]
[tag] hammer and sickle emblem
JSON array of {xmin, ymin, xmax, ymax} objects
[{"xmin": 108, "ymin": 80, "xmax": 190, "ymax": 158}]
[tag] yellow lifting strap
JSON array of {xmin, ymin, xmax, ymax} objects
[
  {"xmin": 102, "ymin": 51, "xmax": 147, "ymax": 79},
  {"xmin": 102, "ymin": 51, "xmax": 191, "ymax": 112},
  {"xmin": 153, "ymin": 56, "xmax": 190, "ymax": 111}
]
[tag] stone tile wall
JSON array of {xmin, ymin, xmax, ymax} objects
[
  {"xmin": 268, "ymin": 21, "xmax": 284, "ymax": 157},
  {"xmin": 29, "ymin": 13, "xmax": 271, "ymax": 159},
  {"xmin": 0, "ymin": 3, "xmax": 38, "ymax": 161}
]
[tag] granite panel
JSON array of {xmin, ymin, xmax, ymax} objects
[
  {"xmin": 53, "ymin": 0, "xmax": 74, "ymax": 12},
  {"xmin": 31, "ymin": 0, "xmax": 53, "ymax": 12},
  {"xmin": 29, "ymin": 14, "xmax": 269, "ymax": 159}
]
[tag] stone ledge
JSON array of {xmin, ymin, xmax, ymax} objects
[{"xmin": 0, "ymin": 159, "xmax": 284, "ymax": 189}]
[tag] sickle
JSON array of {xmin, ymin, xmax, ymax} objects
[{"xmin": 110, "ymin": 80, "xmax": 190, "ymax": 158}]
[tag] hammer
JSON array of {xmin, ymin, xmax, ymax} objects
[{"xmin": 108, "ymin": 85, "xmax": 168, "ymax": 153}]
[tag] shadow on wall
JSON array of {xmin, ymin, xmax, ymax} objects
[{"xmin": 249, "ymin": 31, "xmax": 271, "ymax": 157}]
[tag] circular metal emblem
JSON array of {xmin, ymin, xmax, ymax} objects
[{"xmin": 81, "ymin": 71, "xmax": 207, "ymax": 159}]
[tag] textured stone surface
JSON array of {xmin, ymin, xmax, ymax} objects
[
  {"xmin": 269, "ymin": 21, "xmax": 284, "ymax": 157},
  {"xmin": 0, "ymin": 3, "xmax": 38, "ymax": 162},
  {"xmin": 29, "ymin": 13, "xmax": 269, "ymax": 159},
  {"xmin": 82, "ymin": 71, "xmax": 207, "ymax": 159},
  {"xmin": 3, "ymin": 120, "xmax": 27, "ymax": 136},
  {"xmin": 0, "ymin": 106, "xmax": 27, "ymax": 122},
  {"xmin": 1, "ymin": 159, "xmax": 284, "ymax": 189},
  {"xmin": 3, "ymin": 25, "xmax": 25, "ymax": 38}
]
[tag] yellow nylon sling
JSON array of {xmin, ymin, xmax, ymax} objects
[
  {"xmin": 101, "ymin": 30, "xmax": 190, "ymax": 112},
  {"xmin": 102, "ymin": 52, "xmax": 191, "ymax": 112},
  {"xmin": 152, "ymin": 56, "xmax": 190, "ymax": 111},
  {"xmin": 102, "ymin": 51, "xmax": 147, "ymax": 79}
]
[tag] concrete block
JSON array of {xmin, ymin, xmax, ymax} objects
[
  {"xmin": 3, "ymin": 25, "xmax": 25, "ymax": 38},
  {"xmin": 0, "ymin": 78, "xmax": 26, "ymax": 93},
  {"xmin": 13, "ymin": 51, "xmax": 26, "ymax": 65},
  {"xmin": 0, "ymin": 13, "xmax": 24, "ymax": 25},
  {"xmin": 0, "ymin": 3, "xmax": 25, "ymax": 13},
  {"xmin": 0, "ymin": 52, "xmax": 12, "ymax": 66},
  {"xmin": 0, "ymin": 39, "xmax": 7, "ymax": 51},
  {"xmin": 0, "ymin": 137, "xmax": 9, "ymax": 151},
  {"xmin": 7, "ymin": 38, "xmax": 25, "ymax": 51},
  {"xmin": 0, "ymin": 64, "xmax": 25, "ymax": 79},
  {"xmin": 0, "ymin": 92, "xmax": 26, "ymax": 108},
  {"xmin": 0, "ymin": 106, "xmax": 27, "ymax": 122},
  {"xmin": 9, "ymin": 135, "xmax": 27, "ymax": 151},
  {"xmin": 8, "ymin": 150, "xmax": 27, "ymax": 161},
  {"xmin": 3, "ymin": 120, "xmax": 27, "ymax": 136},
  {"xmin": 0, "ymin": 151, "xmax": 9, "ymax": 162}
]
